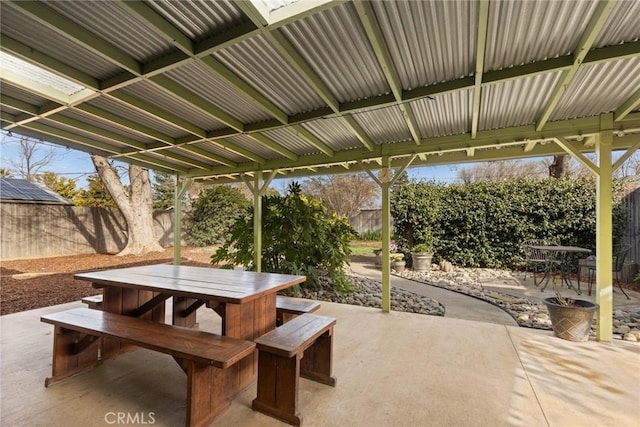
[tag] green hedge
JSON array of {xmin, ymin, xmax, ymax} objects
[{"xmin": 391, "ymin": 177, "xmax": 626, "ymax": 269}]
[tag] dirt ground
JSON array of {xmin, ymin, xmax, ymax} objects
[{"xmin": 0, "ymin": 247, "xmax": 214, "ymax": 315}]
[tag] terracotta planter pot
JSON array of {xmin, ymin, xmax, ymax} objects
[{"xmin": 543, "ymin": 297, "xmax": 599, "ymax": 342}]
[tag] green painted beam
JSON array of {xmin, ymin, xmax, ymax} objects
[
  {"xmin": 8, "ymin": 1, "xmax": 142, "ymax": 76},
  {"xmin": 119, "ymin": 1, "xmax": 194, "ymax": 55},
  {"xmin": 247, "ymin": 133, "xmax": 298, "ymax": 160},
  {"xmin": 74, "ymin": 104, "xmax": 176, "ymax": 145},
  {"xmin": 555, "ymin": 137, "xmax": 599, "ymax": 175},
  {"xmin": 149, "ymin": 75, "xmax": 245, "ymax": 132},
  {"xmin": 141, "ymin": 51, "xmax": 192, "ymax": 78},
  {"xmin": 195, "ymin": 21, "xmax": 261, "ymax": 56},
  {"xmin": 107, "ymin": 91, "xmax": 207, "ymax": 138},
  {"xmin": 6, "ymin": 125, "xmax": 114, "ymax": 159},
  {"xmin": 236, "ymin": 1, "xmax": 269, "ymax": 27},
  {"xmin": 0, "ymin": 94, "xmax": 39, "ymax": 115},
  {"xmin": 341, "ymin": 115, "xmax": 375, "ymax": 151},
  {"xmin": 471, "ymin": 0, "xmax": 490, "ymax": 139},
  {"xmin": 0, "ymin": 34, "xmax": 100, "ymax": 90},
  {"xmin": 613, "ymin": 139, "xmax": 640, "ymax": 171},
  {"xmin": 215, "ymin": 138, "xmax": 266, "ymax": 164},
  {"xmin": 265, "ymin": 30, "xmax": 340, "ymax": 112},
  {"xmin": 47, "ymin": 114, "xmax": 153, "ymax": 150},
  {"xmin": 614, "ymin": 87, "xmax": 640, "ymax": 122},
  {"xmin": 199, "ymin": 56, "xmax": 289, "ymax": 124},
  {"xmin": 174, "ymin": 145, "xmax": 238, "ymax": 168},
  {"xmin": 125, "ymin": 153, "xmax": 190, "ymax": 172},
  {"xmin": 21, "ymin": 121, "xmax": 124, "ymax": 155},
  {"xmin": 353, "ymin": 0, "xmax": 421, "ymax": 145},
  {"xmin": 181, "ymin": 114, "xmax": 640, "ymax": 179},
  {"xmin": 291, "ymin": 124, "xmax": 334, "ymax": 157},
  {"xmin": 536, "ymin": 0, "xmax": 617, "ymax": 131}
]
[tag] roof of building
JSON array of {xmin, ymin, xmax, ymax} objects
[
  {"xmin": 0, "ymin": 177, "xmax": 72, "ymax": 205},
  {"xmin": 0, "ymin": 1, "xmax": 639, "ymax": 182}
]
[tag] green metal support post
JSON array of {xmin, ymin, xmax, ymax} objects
[
  {"xmin": 253, "ymin": 171, "xmax": 263, "ymax": 272},
  {"xmin": 381, "ymin": 161, "xmax": 391, "ymax": 313},
  {"xmin": 595, "ymin": 115, "xmax": 614, "ymax": 342},
  {"xmin": 173, "ymin": 174, "xmax": 193, "ymax": 265}
]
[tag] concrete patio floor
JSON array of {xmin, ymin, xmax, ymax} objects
[{"xmin": 2, "ymin": 297, "xmax": 639, "ymax": 427}]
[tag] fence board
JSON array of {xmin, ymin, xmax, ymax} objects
[{"xmin": 0, "ymin": 204, "xmax": 178, "ymax": 260}]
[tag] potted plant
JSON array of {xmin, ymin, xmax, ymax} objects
[
  {"xmin": 543, "ymin": 281, "xmax": 598, "ymax": 342},
  {"xmin": 411, "ymin": 243, "xmax": 433, "ymax": 272},
  {"xmin": 391, "ymin": 252, "xmax": 406, "ymax": 273}
]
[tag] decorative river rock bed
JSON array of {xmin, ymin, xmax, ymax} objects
[{"xmin": 297, "ymin": 266, "xmax": 640, "ymax": 343}]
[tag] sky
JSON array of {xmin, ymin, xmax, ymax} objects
[{"xmin": 0, "ymin": 135, "xmax": 463, "ymax": 190}]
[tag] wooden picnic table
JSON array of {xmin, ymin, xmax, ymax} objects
[{"xmin": 75, "ymin": 264, "xmax": 306, "ymax": 395}]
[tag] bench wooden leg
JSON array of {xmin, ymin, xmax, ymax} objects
[
  {"xmin": 185, "ymin": 360, "xmax": 232, "ymax": 427},
  {"xmin": 301, "ymin": 329, "xmax": 336, "ymax": 387},
  {"xmin": 252, "ymin": 351, "xmax": 303, "ymax": 426},
  {"xmin": 45, "ymin": 326, "xmax": 101, "ymax": 387}
]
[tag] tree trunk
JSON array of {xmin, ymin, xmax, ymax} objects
[
  {"xmin": 91, "ymin": 155, "xmax": 163, "ymax": 255},
  {"xmin": 549, "ymin": 154, "xmax": 570, "ymax": 178}
]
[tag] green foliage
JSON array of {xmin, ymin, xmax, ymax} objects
[
  {"xmin": 0, "ymin": 168, "xmax": 13, "ymax": 177},
  {"xmin": 391, "ymin": 177, "xmax": 627, "ymax": 269},
  {"xmin": 211, "ymin": 182, "xmax": 357, "ymax": 294},
  {"xmin": 411, "ymin": 243, "xmax": 432, "ymax": 254},
  {"xmin": 75, "ymin": 174, "xmax": 116, "ymax": 207},
  {"xmin": 37, "ymin": 171, "xmax": 80, "ymax": 203},
  {"xmin": 187, "ymin": 185, "xmax": 251, "ymax": 246},
  {"xmin": 152, "ymin": 171, "xmax": 175, "ymax": 209},
  {"xmin": 359, "ymin": 230, "xmax": 382, "ymax": 241}
]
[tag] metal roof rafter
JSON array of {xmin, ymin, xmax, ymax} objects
[
  {"xmin": 102, "ymin": 1, "xmax": 337, "ymax": 163},
  {"xmin": 614, "ymin": 87, "xmax": 640, "ymax": 122},
  {"xmin": 353, "ymin": 0, "xmax": 421, "ymax": 145},
  {"xmin": 471, "ymin": 0, "xmax": 490, "ymax": 139},
  {"xmin": 236, "ymin": 1, "xmax": 375, "ymax": 151},
  {"xmin": 7, "ymin": 1, "xmax": 142, "ymax": 76},
  {"xmin": 535, "ymin": 0, "xmax": 617, "ymax": 131},
  {"xmin": 183, "ymin": 114, "xmax": 640, "ymax": 179}
]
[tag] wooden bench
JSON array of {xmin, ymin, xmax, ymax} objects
[
  {"xmin": 41, "ymin": 308, "xmax": 256, "ymax": 427},
  {"xmin": 252, "ymin": 313, "xmax": 336, "ymax": 426},
  {"xmin": 81, "ymin": 294, "xmax": 103, "ymax": 310},
  {"xmin": 82, "ymin": 294, "xmax": 321, "ymax": 326},
  {"xmin": 276, "ymin": 296, "xmax": 321, "ymax": 326}
]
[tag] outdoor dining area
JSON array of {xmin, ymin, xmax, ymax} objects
[{"xmin": 2, "ymin": 264, "xmax": 639, "ymax": 426}]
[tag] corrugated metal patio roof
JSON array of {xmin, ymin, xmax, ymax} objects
[{"xmin": 1, "ymin": 0, "xmax": 639, "ymax": 182}]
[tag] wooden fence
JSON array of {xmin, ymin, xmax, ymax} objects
[
  {"xmin": 0, "ymin": 203, "xmax": 177, "ymax": 260},
  {"xmin": 621, "ymin": 185, "xmax": 640, "ymax": 264},
  {"xmin": 350, "ymin": 209, "xmax": 387, "ymax": 234}
]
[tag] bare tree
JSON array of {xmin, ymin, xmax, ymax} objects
[
  {"xmin": 4, "ymin": 134, "xmax": 60, "ymax": 181},
  {"xmin": 456, "ymin": 160, "xmax": 546, "ymax": 184},
  {"xmin": 548, "ymin": 154, "xmax": 571, "ymax": 178},
  {"xmin": 91, "ymin": 155, "xmax": 163, "ymax": 255},
  {"xmin": 302, "ymin": 173, "xmax": 378, "ymax": 221}
]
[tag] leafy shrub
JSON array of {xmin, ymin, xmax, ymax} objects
[
  {"xmin": 187, "ymin": 186, "xmax": 251, "ymax": 246},
  {"xmin": 211, "ymin": 182, "xmax": 357, "ymax": 294},
  {"xmin": 392, "ymin": 177, "xmax": 627, "ymax": 269}
]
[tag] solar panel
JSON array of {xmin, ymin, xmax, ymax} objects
[{"xmin": 0, "ymin": 177, "xmax": 71, "ymax": 204}]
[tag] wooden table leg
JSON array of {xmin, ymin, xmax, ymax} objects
[
  {"xmin": 220, "ymin": 293, "xmax": 277, "ymax": 396},
  {"xmin": 173, "ymin": 297, "xmax": 199, "ymax": 328},
  {"xmin": 100, "ymin": 285, "xmax": 166, "ymax": 360}
]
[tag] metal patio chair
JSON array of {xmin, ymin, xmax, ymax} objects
[{"xmin": 587, "ymin": 245, "xmax": 631, "ymax": 299}]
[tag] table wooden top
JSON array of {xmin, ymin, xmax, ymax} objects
[
  {"xmin": 75, "ymin": 264, "xmax": 306, "ymax": 303},
  {"xmin": 528, "ymin": 245, "xmax": 592, "ymax": 253}
]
